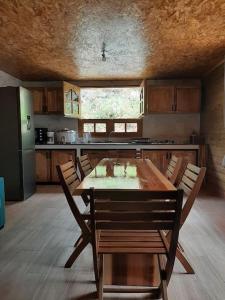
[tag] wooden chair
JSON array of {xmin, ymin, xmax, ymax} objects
[
  {"xmin": 56, "ymin": 160, "xmax": 96, "ymax": 273},
  {"xmin": 166, "ymin": 155, "xmax": 183, "ymax": 185},
  {"xmin": 168, "ymin": 163, "xmax": 206, "ymax": 274},
  {"xmin": 90, "ymin": 189, "xmax": 183, "ymax": 300},
  {"xmin": 77, "ymin": 154, "xmax": 93, "ymax": 180}
]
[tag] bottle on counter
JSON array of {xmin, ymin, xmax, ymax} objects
[{"xmin": 190, "ymin": 131, "xmax": 198, "ymax": 144}]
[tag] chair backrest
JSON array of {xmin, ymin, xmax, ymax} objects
[
  {"xmin": 90, "ymin": 189, "xmax": 183, "ymax": 276},
  {"xmin": 77, "ymin": 154, "xmax": 93, "ymax": 180},
  {"xmin": 166, "ymin": 155, "xmax": 183, "ymax": 185},
  {"xmin": 178, "ymin": 163, "xmax": 206, "ymax": 227},
  {"xmin": 56, "ymin": 160, "xmax": 90, "ymax": 236}
]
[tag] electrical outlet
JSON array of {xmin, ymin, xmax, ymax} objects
[{"xmin": 222, "ymin": 155, "xmax": 225, "ymax": 167}]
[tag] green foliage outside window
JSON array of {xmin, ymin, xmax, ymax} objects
[{"xmin": 80, "ymin": 87, "xmax": 141, "ymax": 119}]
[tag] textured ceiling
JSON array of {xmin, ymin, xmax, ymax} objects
[{"xmin": 0, "ymin": 0, "xmax": 224, "ymax": 80}]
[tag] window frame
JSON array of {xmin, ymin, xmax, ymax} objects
[{"xmin": 78, "ymin": 118, "xmax": 143, "ymax": 137}]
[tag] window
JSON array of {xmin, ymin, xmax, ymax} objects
[
  {"xmin": 79, "ymin": 87, "xmax": 143, "ymax": 137},
  {"xmin": 80, "ymin": 87, "xmax": 142, "ymax": 119}
]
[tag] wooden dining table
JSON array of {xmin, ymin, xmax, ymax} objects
[{"xmin": 75, "ymin": 158, "xmax": 176, "ymax": 288}]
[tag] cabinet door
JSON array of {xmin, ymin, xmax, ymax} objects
[
  {"xmin": 147, "ymin": 86, "xmax": 175, "ymax": 113},
  {"xmin": 142, "ymin": 150, "xmax": 169, "ymax": 172},
  {"xmin": 176, "ymin": 87, "xmax": 201, "ymax": 112},
  {"xmin": 51, "ymin": 150, "xmax": 76, "ymax": 182},
  {"xmin": 35, "ymin": 150, "xmax": 51, "ymax": 182},
  {"xmin": 171, "ymin": 150, "xmax": 197, "ymax": 165},
  {"xmin": 63, "ymin": 81, "xmax": 80, "ymax": 118},
  {"xmin": 170, "ymin": 150, "xmax": 197, "ymax": 183},
  {"xmin": 30, "ymin": 88, "xmax": 45, "ymax": 113},
  {"xmin": 46, "ymin": 87, "xmax": 63, "ymax": 114},
  {"xmin": 82, "ymin": 150, "xmax": 108, "ymax": 168}
]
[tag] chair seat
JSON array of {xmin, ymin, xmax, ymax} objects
[{"xmin": 97, "ymin": 230, "xmax": 167, "ymax": 254}]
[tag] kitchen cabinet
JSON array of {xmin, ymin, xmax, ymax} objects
[
  {"xmin": 31, "ymin": 88, "xmax": 45, "ymax": 114},
  {"xmin": 35, "ymin": 150, "xmax": 51, "ymax": 182},
  {"xmin": 46, "ymin": 87, "xmax": 63, "ymax": 113},
  {"xmin": 35, "ymin": 150, "xmax": 76, "ymax": 183},
  {"xmin": 147, "ymin": 86, "xmax": 175, "ymax": 113},
  {"xmin": 81, "ymin": 149, "xmax": 137, "ymax": 168},
  {"xmin": 146, "ymin": 80, "xmax": 201, "ymax": 114},
  {"xmin": 176, "ymin": 87, "xmax": 201, "ymax": 112},
  {"xmin": 29, "ymin": 87, "xmax": 63, "ymax": 114},
  {"xmin": 51, "ymin": 150, "xmax": 76, "ymax": 182},
  {"xmin": 142, "ymin": 150, "xmax": 197, "ymax": 174},
  {"xmin": 63, "ymin": 81, "xmax": 81, "ymax": 118}
]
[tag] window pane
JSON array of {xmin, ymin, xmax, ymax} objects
[
  {"xmin": 114, "ymin": 123, "xmax": 125, "ymax": 132},
  {"xmin": 80, "ymin": 87, "xmax": 141, "ymax": 119},
  {"xmin": 96, "ymin": 123, "xmax": 106, "ymax": 132},
  {"xmin": 83, "ymin": 123, "xmax": 94, "ymax": 132},
  {"xmin": 126, "ymin": 123, "xmax": 138, "ymax": 132}
]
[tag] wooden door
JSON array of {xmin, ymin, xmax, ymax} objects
[
  {"xmin": 147, "ymin": 86, "xmax": 175, "ymax": 113},
  {"xmin": 35, "ymin": 150, "xmax": 51, "ymax": 182},
  {"xmin": 29, "ymin": 88, "xmax": 45, "ymax": 113},
  {"xmin": 46, "ymin": 87, "xmax": 63, "ymax": 114},
  {"xmin": 176, "ymin": 87, "xmax": 201, "ymax": 112},
  {"xmin": 51, "ymin": 150, "xmax": 76, "ymax": 182}
]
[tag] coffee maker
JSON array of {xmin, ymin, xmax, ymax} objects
[{"xmin": 35, "ymin": 128, "xmax": 48, "ymax": 144}]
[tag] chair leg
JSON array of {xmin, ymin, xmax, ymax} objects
[
  {"xmin": 176, "ymin": 245, "xmax": 195, "ymax": 274},
  {"xmin": 92, "ymin": 243, "xmax": 99, "ymax": 285},
  {"xmin": 161, "ymin": 279, "xmax": 168, "ymax": 300},
  {"xmin": 65, "ymin": 238, "xmax": 89, "ymax": 268},
  {"xmin": 74, "ymin": 234, "xmax": 83, "ymax": 247},
  {"xmin": 98, "ymin": 254, "xmax": 104, "ymax": 300}
]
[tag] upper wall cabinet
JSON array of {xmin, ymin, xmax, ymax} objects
[
  {"xmin": 63, "ymin": 81, "xmax": 81, "ymax": 118},
  {"xmin": 146, "ymin": 80, "xmax": 201, "ymax": 114},
  {"xmin": 29, "ymin": 82, "xmax": 81, "ymax": 118},
  {"xmin": 29, "ymin": 87, "xmax": 63, "ymax": 114},
  {"xmin": 176, "ymin": 87, "xmax": 201, "ymax": 112}
]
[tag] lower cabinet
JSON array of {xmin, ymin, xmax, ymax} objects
[
  {"xmin": 35, "ymin": 150, "xmax": 51, "ymax": 182},
  {"xmin": 35, "ymin": 150, "xmax": 76, "ymax": 183},
  {"xmin": 81, "ymin": 149, "xmax": 137, "ymax": 168},
  {"xmin": 51, "ymin": 150, "xmax": 76, "ymax": 182},
  {"xmin": 142, "ymin": 150, "xmax": 197, "ymax": 174}
]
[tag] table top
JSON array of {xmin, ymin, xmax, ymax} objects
[{"xmin": 75, "ymin": 158, "xmax": 176, "ymax": 193}]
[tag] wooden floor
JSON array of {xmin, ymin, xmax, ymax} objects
[{"xmin": 0, "ymin": 185, "xmax": 225, "ymax": 300}]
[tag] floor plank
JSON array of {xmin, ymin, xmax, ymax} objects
[{"xmin": 0, "ymin": 186, "xmax": 225, "ymax": 299}]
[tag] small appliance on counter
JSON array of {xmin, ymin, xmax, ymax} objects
[
  {"xmin": 47, "ymin": 131, "xmax": 55, "ymax": 144},
  {"xmin": 56, "ymin": 129, "xmax": 77, "ymax": 144},
  {"xmin": 35, "ymin": 128, "xmax": 48, "ymax": 144}
]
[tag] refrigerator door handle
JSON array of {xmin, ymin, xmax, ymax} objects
[{"xmin": 27, "ymin": 115, "xmax": 31, "ymax": 131}]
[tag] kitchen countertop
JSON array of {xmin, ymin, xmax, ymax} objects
[{"xmin": 35, "ymin": 143, "xmax": 200, "ymax": 150}]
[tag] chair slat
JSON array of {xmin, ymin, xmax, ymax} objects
[
  {"xmin": 64, "ymin": 167, "xmax": 76, "ymax": 180},
  {"xmin": 184, "ymin": 169, "xmax": 198, "ymax": 181},
  {"xmin": 187, "ymin": 163, "xmax": 201, "ymax": 174},
  {"xmin": 182, "ymin": 175, "xmax": 195, "ymax": 189},
  {"xmin": 179, "ymin": 182, "xmax": 192, "ymax": 196},
  {"xmin": 95, "ymin": 211, "xmax": 175, "ymax": 221},
  {"xmin": 95, "ymin": 200, "xmax": 177, "ymax": 211},
  {"xmin": 60, "ymin": 160, "xmax": 74, "ymax": 172},
  {"xmin": 96, "ymin": 221, "xmax": 174, "ymax": 230}
]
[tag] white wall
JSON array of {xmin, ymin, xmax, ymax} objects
[{"xmin": 0, "ymin": 70, "xmax": 21, "ymax": 86}]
